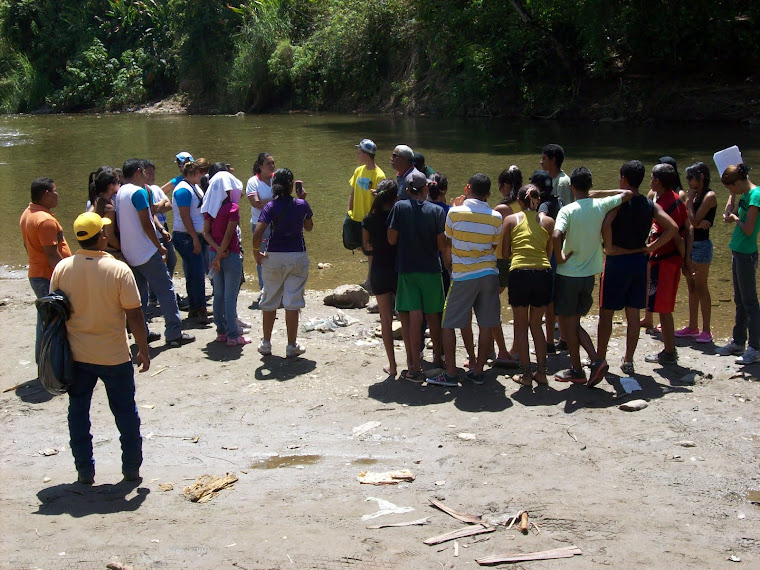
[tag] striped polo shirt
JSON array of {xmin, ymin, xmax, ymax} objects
[{"xmin": 445, "ymin": 198, "xmax": 502, "ymax": 281}]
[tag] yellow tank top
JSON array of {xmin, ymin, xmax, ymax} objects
[
  {"xmin": 510, "ymin": 212, "xmax": 550, "ymax": 270},
  {"xmin": 495, "ymin": 201, "xmax": 522, "ymax": 260}
]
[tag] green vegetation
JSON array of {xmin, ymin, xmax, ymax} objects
[{"xmin": 0, "ymin": 0, "xmax": 757, "ymax": 118}]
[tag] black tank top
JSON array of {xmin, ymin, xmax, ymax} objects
[
  {"xmin": 693, "ymin": 191, "xmax": 716, "ymax": 242},
  {"xmin": 611, "ymin": 194, "xmax": 654, "ymax": 250}
]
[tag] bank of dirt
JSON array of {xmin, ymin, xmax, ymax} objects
[{"xmin": 1, "ymin": 273, "xmax": 759, "ymax": 569}]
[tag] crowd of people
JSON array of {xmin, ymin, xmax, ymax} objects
[{"xmin": 17, "ymin": 141, "xmax": 760, "ymax": 484}]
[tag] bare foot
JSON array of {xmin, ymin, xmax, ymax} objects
[
  {"xmin": 533, "ymin": 371, "xmax": 549, "ymax": 385},
  {"xmin": 639, "ymin": 318, "xmax": 653, "ymax": 328},
  {"xmin": 383, "ymin": 364, "xmax": 397, "ymax": 377},
  {"xmin": 511, "ymin": 373, "xmax": 533, "ymax": 387}
]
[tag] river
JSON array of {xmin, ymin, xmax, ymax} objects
[{"xmin": 1, "ymin": 113, "xmax": 758, "ymax": 338}]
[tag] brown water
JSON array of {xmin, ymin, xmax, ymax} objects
[{"xmin": 1, "ymin": 113, "xmax": 758, "ymax": 337}]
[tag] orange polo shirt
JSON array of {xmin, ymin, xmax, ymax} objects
[{"xmin": 19, "ymin": 203, "xmax": 71, "ymax": 279}]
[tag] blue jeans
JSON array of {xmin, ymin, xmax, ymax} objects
[
  {"xmin": 211, "ymin": 251, "xmax": 242, "ymax": 338},
  {"xmin": 251, "ymin": 223, "xmax": 271, "ymax": 293},
  {"xmin": 29, "ymin": 277, "xmax": 50, "ymax": 364},
  {"xmin": 148, "ymin": 232, "xmax": 177, "ymax": 303},
  {"xmin": 68, "ymin": 361, "xmax": 142, "ymax": 478},
  {"xmin": 732, "ymin": 251, "xmax": 760, "ymax": 349},
  {"xmin": 130, "ymin": 251, "xmax": 183, "ymax": 341},
  {"xmin": 173, "ymin": 231, "xmax": 208, "ymax": 310}
]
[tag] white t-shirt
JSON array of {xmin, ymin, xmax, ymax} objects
[
  {"xmin": 246, "ymin": 174, "xmax": 273, "ymax": 225},
  {"xmin": 115, "ymin": 183, "xmax": 158, "ymax": 266},
  {"xmin": 172, "ymin": 181, "xmax": 205, "ymax": 233}
]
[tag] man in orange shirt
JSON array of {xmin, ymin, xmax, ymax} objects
[{"xmin": 19, "ymin": 177, "xmax": 71, "ymax": 363}]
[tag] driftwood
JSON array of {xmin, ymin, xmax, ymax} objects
[
  {"xmin": 366, "ymin": 517, "xmax": 431, "ymax": 529},
  {"xmin": 476, "ymin": 545, "xmax": 583, "ymax": 565},
  {"xmin": 424, "ymin": 524, "xmax": 495, "ymax": 545},
  {"xmin": 519, "ymin": 511, "xmax": 529, "ymax": 533},
  {"xmin": 182, "ymin": 473, "xmax": 238, "ymax": 503},
  {"xmin": 358, "ymin": 470, "xmax": 415, "ymax": 485},
  {"xmin": 429, "ymin": 498, "xmax": 482, "ymax": 524}
]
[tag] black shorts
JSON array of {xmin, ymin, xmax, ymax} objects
[
  {"xmin": 508, "ymin": 268, "xmax": 553, "ymax": 307},
  {"xmin": 497, "ymin": 258, "xmax": 510, "ymax": 288},
  {"xmin": 554, "ymin": 273, "xmax": 595, "ymax": 316},
  {"xmin": 600, "ymin": 253, "xmax": 648, "ymax": 310},
  {"xmin": 370, "ymin": 264, "xmax": 397, "ymax": 296},
  {"xmin": 342, "ymin": 214, "xmax": 364, "ymax": 251}
]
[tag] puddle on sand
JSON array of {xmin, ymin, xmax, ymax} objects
[
  {"xmin": 352, "ymin": 458, "xmax": 379, "ymax": 467},
  {"xmin": 251, "ymin": 455, "xmax": 322, "ymax": 469}
]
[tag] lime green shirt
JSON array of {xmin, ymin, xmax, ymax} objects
[{"xmin": 729, "ymin": 186, "xmax": 760, "ymax": 254}]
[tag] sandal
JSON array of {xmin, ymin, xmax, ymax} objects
[
  {"xmin": 402, "ymin": 370, "xmax": 425, "ymax": 383},
  {"xmin": 533, "ymin": 364, "xmax": 549, "ymax": 385},
  {"xmin": 511, "ymin": 364, "xmax": 534, "ymax": 387},
  {"xmin": 226, "ymin": 335, "xmax": 252, "ymax": 347},
  {"xmin": 215, "ymin": 334, "xmax": 227, "ymax": 343}
]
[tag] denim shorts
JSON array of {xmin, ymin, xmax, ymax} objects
[{"xmin": 691, "ymin": 239, "xmax": 713, "ymax": 264}]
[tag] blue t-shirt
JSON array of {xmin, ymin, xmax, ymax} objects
[
  {"xmin": 131, "ymin": 187, "xmax": 150, "ymax": 210},
  {"xmin": 387, "ymin": 199, "xmax": 445, "ymax": 274}
]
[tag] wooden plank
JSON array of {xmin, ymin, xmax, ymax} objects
[
  {"xmin": 424, "ymin": 524, "xmax": 495, "ymax": 545},
  {"xmin": 429, "ymin": 498, "xmax": 482, "ymax": 524},
  {"xmin": 366, "ymin": 517, "xmax": 431, "ymax": 529},
  {"xmin": 476, "ymin": 545, "xmax": 583, "ymax": 565}
]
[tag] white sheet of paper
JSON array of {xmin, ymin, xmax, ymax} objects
[
  {"xmin": 620, "ymin": 376, "xmax": 642, "ymax": 394},
  {"xmin": 713, "ymin": 145, "xmax": 743, "ymax": 176}
]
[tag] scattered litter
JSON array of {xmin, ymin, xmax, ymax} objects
[
  {"xmin": 366, "ymin": 517, "xmax": 431, "ymax": 529},
  {"xmin": 454, "ymin": 541, "xmax": 459, "ymax": 557},
  {"xmin": 679, "ymin": 441, "xmax": 696, "ymax": 447},
  {"xmin": 729, "ymin": 554, "xmax": 742, "ymax": 562},
  {"xmin": 352, "ymin": 421, "xmax": 381, "ymax": 438},
  {"xmin": 566, "ymin": 428, "xmax": 578, "ymax": 442},
  {"xmin": 158, "ymin": 483, "xmax": 174, "ymax": 492},
  {"xmin": 620, "ymin": 377, "xmax": 642, "ymax": 394},
  {"xmin": 140, "ymin": 404, "xmax": 155, "ymax": 410},
  {"xmin": 738, "ymin": 512, "xmax": 746, "ymax": 519},
  {"xmin": 619, "ymin": 399, "xmax": 648, "ymax": 412},
  {"xmin": 476, "ymin": 545, "xmax": 583, "ymax": 565},
  {"xmin": 361, "ymin": 497, "xmax": 415, "ymax": 520},
  {"xmin": 424, "ymin": 524, "xmax": 495, "ymax": 545},
  {"xmin": 317, "ymin": 263, "xmax": 332, "ymax": 269},
  {"xmin": 222, "ymin": 445, "xmax": 239, "ymax": 450},
  {"xmin": 145, "ymin": 432, "xmax": 155, "ymax": 440},
  {"xmin": 429, "ymin": 498, "xmax": 482, "ymax": 524},
  {"xmin": 150, "ymin": 367, "xmax": 167, "ymax": 377},
  {"xmin": 183, "ymin": 473, "xmax": 238, "ymax": 503},
  {"xmin": 38, "ymin": 448, "xmax": 58, "ymax": 456},
  {"xmin": 302, "ymin": 311, "xmax": 355, "ymax": 332},
  {"xmin": 226, "ymin": 543, "xmax": 236, "ymax": 548},
  {"xmin": 106, "ymin": 564, "xmax": 132, "ymax": 570},
  {"xmin": 150, "ymin": 539, "xmax": 160, "ymax": 543},
  {"xmin": 355, "ymin": 339, "xmax": 380, "ymax": 346},
  {"xmin": 457, "ymin": 433, "xmax": 476, "ymax": 441},
  {"xmin": 358, "ymin": 470, "xmax": 415, "ymax": 485},
  {"xmin": 435, "ymin": 480, "xmax": 446, "ymax": 486},
  {"xmin": 43, "ymin": 476, "xmax": 51, "ymax": 483}
]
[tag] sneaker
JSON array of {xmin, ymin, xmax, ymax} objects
[
  {"xmin": 674, "ymin": 326, "xmax": 700, "ymax": 338},
  {"xmin": 257, "ymin": 338, "xmax": 272, "ymax": 355},
  {"xmin": 237, "ymin": 317, "xmax": 252, "ymax": 329},
  {"xmin": 588, "ymin": 359, "xmax": 609, "ymax": 387},
  {"xmin": 147, "ymin": 331, "xmax": 161, "ymax": 343},
  {"xmin": 736, "ymin": 346, "xmax": 760, "ymax": 365},
  {"xmin": 427, "ymin": 372, "xmax": 459, "ymax": 387},
  {"xmin": 554, "ymin": 368, "xmax": 587, "ymax": 383},
  {"xmin": 226, "ymin": 335, "xmax": 252, "ymax": 347},
  {"xmin": 465, "ymin": 370, "xmax": 485, "ymax": 385},
  {"xmin": 644, "ymin": 350, "xmax": 678, "ymax": 365},
  {"xmin": 695, "ymin": 331, "xmax": 713, "ymax": 344},
  {"xmin": 286, "ymin": 342, "xmax": 306, "ymax": 358},
  {"xmin": 166, "ymin": 332, "xmax": 195, "ymax": 348},
  {"xmin": 402, "ymin": 370, "xmax": 425, "ymax": 383},
  {"xmin": 716, "ymin": 341, "xmax": 745, "ymax": 356},
  {"xmin": 77, "ymin": 472, "xmax": 94, "ymax": 485},
  {"xmin": 177, "ymin": 294, "xmax": 190, "ymax": 311},
  {"xmin": 122, "ymin": 470, "xmax": 141, "ymax": 482},
  {"xmin": 620, "ymin": 360, "xmax": 635, "ymax": 375}
]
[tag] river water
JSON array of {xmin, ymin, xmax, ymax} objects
[{"xmin": 1, "ymin": 113, "xmax": 758, "ymax": 337}]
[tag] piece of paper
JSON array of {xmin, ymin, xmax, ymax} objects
[
  {"xmin": 714, "ymin": 145, "xmax": 743, "ymax": 176},
  {"xmin": 361, "ymin": 497, "xmax": 415, "ymax": 520},
  {"xmin": 620, "ymin": 377, "xmax": 642, "ymax": 394}
]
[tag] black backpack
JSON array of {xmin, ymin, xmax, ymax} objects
[{"xmin": 35, "ymin": 290, "xmax": 74, "ymax": 395}]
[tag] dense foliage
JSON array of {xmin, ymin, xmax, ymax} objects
[{"xmin": 0, "ymin": 0, "xmax": 757, "ymax": 117}]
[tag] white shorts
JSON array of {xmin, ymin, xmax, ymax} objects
[{"xmin": 259, "ymin": 251, "xmax": 310, "ymax": 311}]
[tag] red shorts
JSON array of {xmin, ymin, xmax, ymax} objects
[{"xmin": 647, "ymin": 258, "xmax": 681, "ymax": 314}]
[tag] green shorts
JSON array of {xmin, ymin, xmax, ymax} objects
[{"xmin": 396, "ymin": 272, "xmax": 445, "ymax": 314}]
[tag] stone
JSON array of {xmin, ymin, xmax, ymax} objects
[
  {"xmin": 619, "ymin": 399, "xmax": 648, "ymax": 412},
  {"xmin": 366, "ymin": 299, "xmax": 379, "ymax": 313},
  {"xmin": 323, "ymin": 284, "xmax": 370, "ymax": 309}
]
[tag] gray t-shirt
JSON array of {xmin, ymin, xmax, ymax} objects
[{"xmin": 387, "ymin": 198, "xmax": 445, "ymax": 274}]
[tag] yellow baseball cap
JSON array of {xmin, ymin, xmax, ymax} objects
[{"xmin": 73, "ymin": 212, "xmax": 111, "ymax": 241}]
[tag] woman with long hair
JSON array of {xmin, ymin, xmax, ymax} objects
[
  {"xmin": 252, "ymin": 168, "xmax": 313, "ymax": 358},
  {"xmin": 716, "ymin": 163, "xmax": 760, "ymax": 364},
  {"xmin": 202, "ymin": 168, "xmax": 250, "ymax": 347},
  {"xmin": 676, "ymin": 162, "xmax": 717, "ymax": 343},
  {"xmin": 247, "ymin": 152, "xmax": 276, "ymax": 293},
  {"xmin": 88, "ymin": 167, "xmax": 122, "ymax": 259},
  {"xmin": 502, "ymin": 184, "xmax": 554, "ymax": 386},
  {"xmin": 362, "ymin": 179, "xmax": 399, "ymax": 376}
]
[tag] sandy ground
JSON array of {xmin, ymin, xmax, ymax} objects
[{"xmin": 1, "ymin": 271, "xmax": 759, "ymax": 570}]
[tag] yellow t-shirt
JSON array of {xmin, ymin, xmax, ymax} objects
[
  {"xmin": 50, "ymin": 250, "xmax": 142, "ymax": 366},
  {"xmin": 348, "ymin": 165, "xmax": 386, "ymax": 222},
  {"xmin": 510, "ymin": 212, "xmax": 551, "ymax": 270}
]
